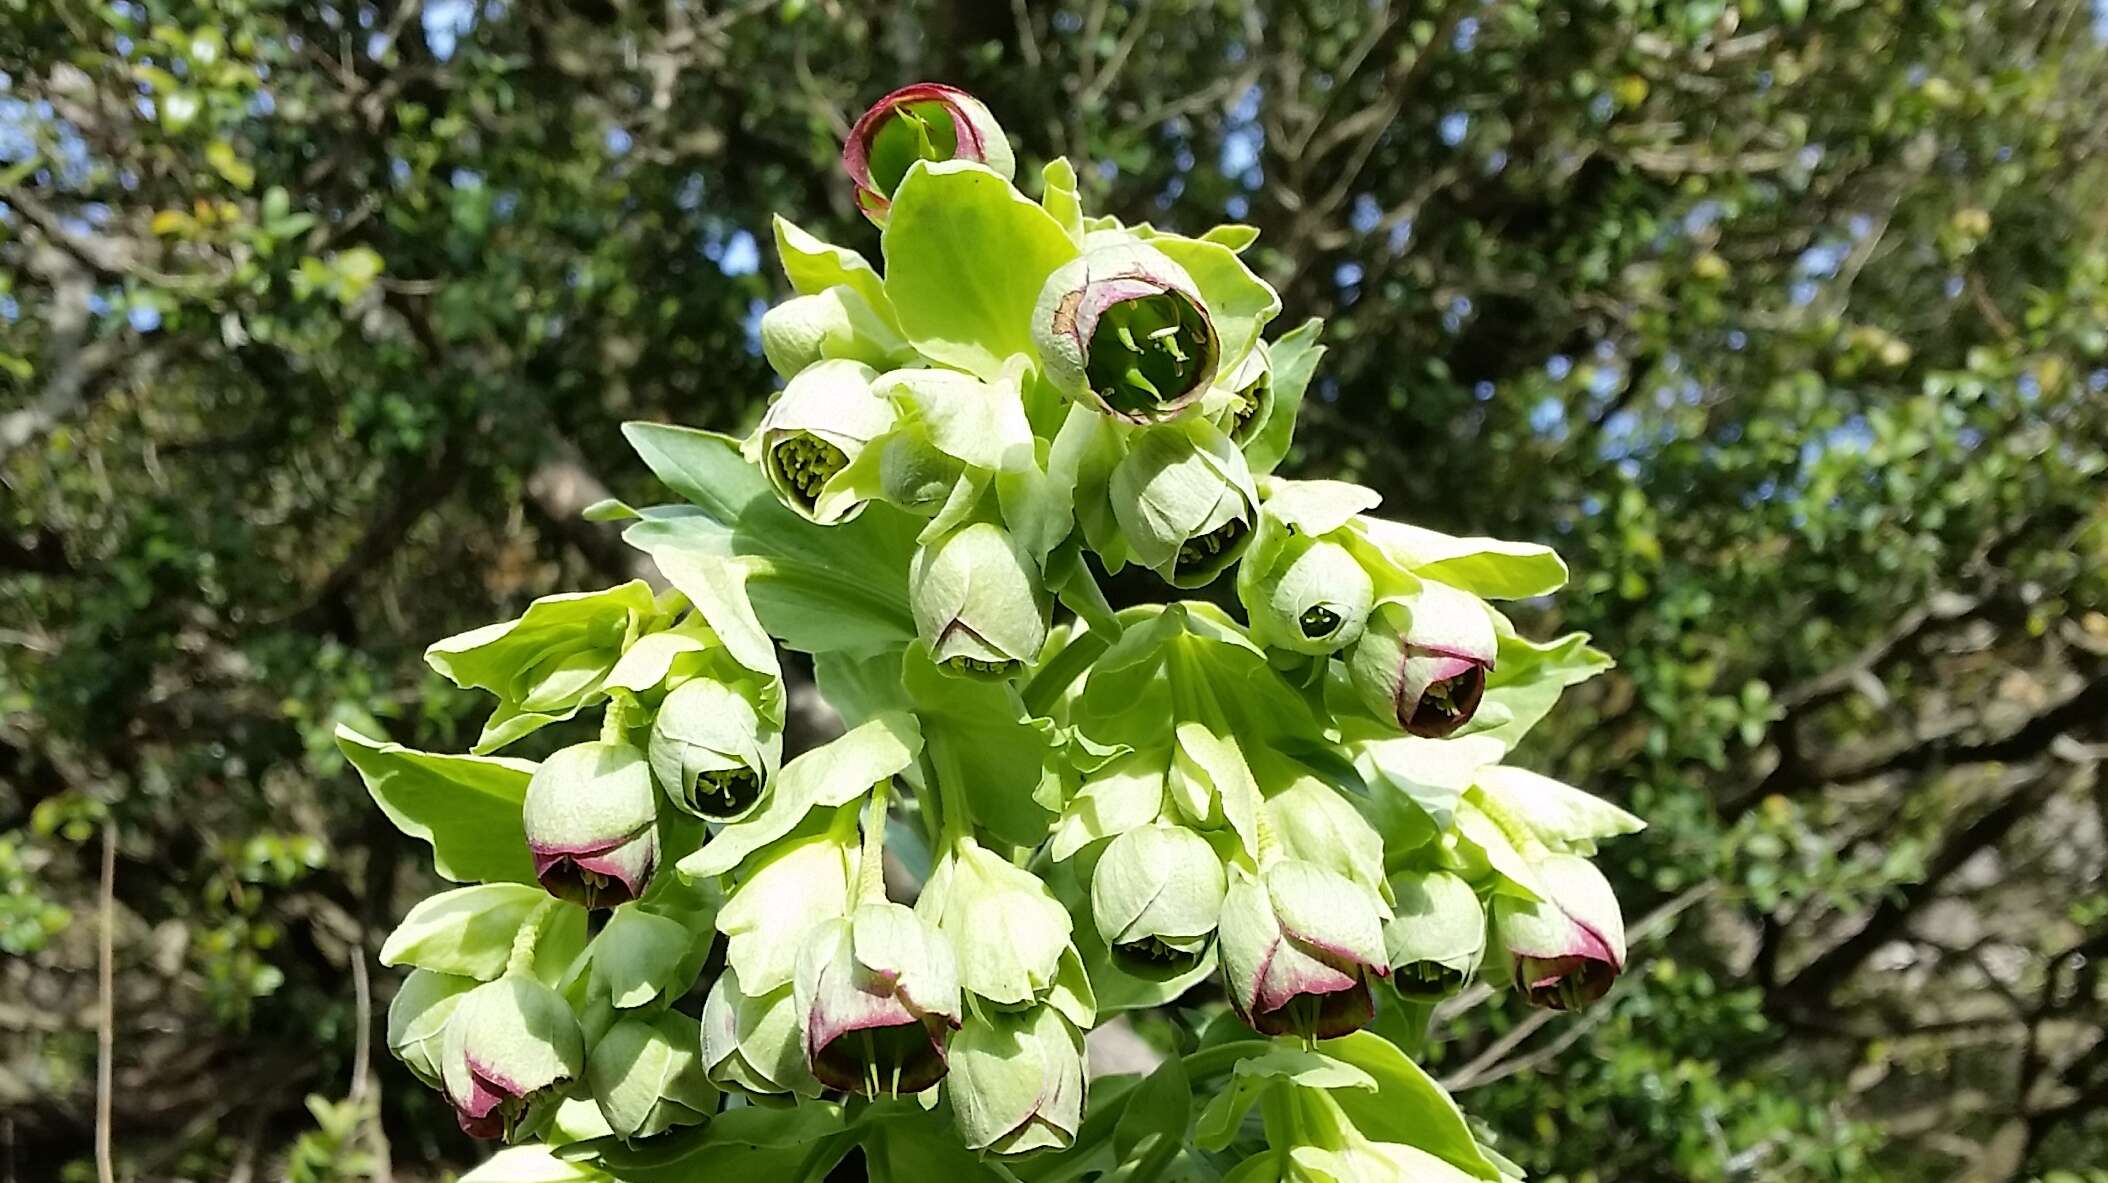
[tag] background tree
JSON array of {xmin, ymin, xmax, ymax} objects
[{"xmin": 4, "ymin": 0, "xmax": 2106, "ymax": 1179}]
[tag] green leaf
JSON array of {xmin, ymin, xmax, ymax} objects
[
  {"xmin": 1318, "ymin": 1032, "xmax": 1502, "ymax": 1179},
  {"xmin": 1472, "ymin": 628, "xmax": 1614, "ymax": 753},
  {"xmin": 458, "ymin": 1145, "xmax": 610, "ymax": 1182},
  {"xmin": 903, "ymin": 646, "xmax": 1060, "ymax": 847},
  {"xmin": 1195, "ymin": 1048, "xmax": 1374, "ymax": 1151},
  {"xmin": 883, "ymin": 160, "xmax": 1078, "ymax": 379},
  {"xmin": 772, "ymin": 214, "xmax": 899, "ymax": 331},
  {"xmin": 678, "ymin": 712, "xmax": 921, "ymax": 879},
  {"xmin": 1242, "ymin": 320, "xmax": 1323, "ymax": 476},
  {"xmin": 337, "ymin": 725, "xmax": 535, "ymax": 884},
  {"xmin": 379, "ymin": 882, "xmax": 551, "ymax": 979},
  {"xmin": 1112, "ymin": 1054, "xmax": 1191, "ymax": 1167},
  {"xmin": 589, "ymin": 906, "xmax": 695, "ymax": 1009},
  {"xmin": 1041, "ymin": 157, "xmax": 1086, "ymax": 240},
  {"xmin": 1201, "ymin": 224, "xmax": 1262, "ymax": 252},
  {"xmin": 622, "ymin": 424, "xmax": 920, "ymax": 657},
  {"xmin": 1353, "ymin": 519, "xmax": 1569, "ymax": 600},
  {"xmin": 1357, "ymin": 734, "xmax": 1506, "ymax": 833}
]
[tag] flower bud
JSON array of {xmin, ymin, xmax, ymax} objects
[
  {"xmin": 648, "ymin": 677, "xmax": 780, "ymax": 821},
  {"xmin": 843, "ymin": 82, "xmax": 1015, "ymax": 222},
  {"xmin": 909, "ymin": 522, "xmax": 1049, "ymax": 680},
  {"xmin": 794, "ymin": 902, "xmax": 962, "ymax": 1096},
  {"xmin": 1491, "ymin": 853, "xmax": 1627, "ymax": 1011},
  {"xmin": 1218, "ymin": 861, "xmax": 1389, "ymax": 1039},
  {"xmin": 387, "ymin": 969, "xmax": 477, "ymax": 1089},
  {"xmin": 1245, "ymin": 537, "xmax": 1373, "ymax": 655},
  {"xmin": 586, "ymin": 1013, "xmax": 718, "ymax": 1142},
  {"xmin": 1109, "ymin": 421, "xmax": 1258, "ymax": 587},
  {"xmin": 759, "ymin": 286, "xmax": 911, "ymax": 380},
  {"xmin": 441, "ymin": 976, "xmax": 585, "ymax": 1140},
  {"xmin": 920, "ymin": 838, "xmax": 1074, "ymax": 1007},
  {"xmin": 1384, "ymin": 870, "xmax": 1486, "ymax": 1000},
  {"xmin": 1090, "ymin": 824, "xmax": 1227, "ymax": 980},
  {"xmin": 1346, "ymin": 582, "xmax": 1497, "ymax": 738},
  {"xmin": 522, "ymin": 742, "xmax": 658, "ymax": 910},
  {"xmin": 879, "ymin": 431, "xmax": 966, "ymax": 515},
  {"xmin": 1217, "ymin": 344, "xmax": 1273, "ymax": 446},
  {"xmin": 744, "ymin": 359, "xmax": 895, "ymax": 525},
  {"xmin": 1034, "ymin": 242, "xmax": 1220, "ymax": 423},
  {"xmin": 948, "ymin": 1005, "xmax": 1086, "ymax": 1154},
  {"xmin": 701, "ymin": 967, "xmax": 820, "ymax": 1098}
]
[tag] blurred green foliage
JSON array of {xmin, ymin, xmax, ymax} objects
[{"xmin": 5, "ymin": 0, "xmax": 2108, "ymax": 1179}]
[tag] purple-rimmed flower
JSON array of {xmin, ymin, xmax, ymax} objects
[
  {"xmin": 1491, "ymin": 853, "xmax": 1627, "ymax": 1011},
  {"xmin": 1346, "ymin": 581, "xmax": 1497, "ymax": 738},
  {"xmin": 793, "ymin": 901, "xmax": 961, "ymax": 1096},
  {"xmin": 1217, "ymin": 860, "xmax": 1390, "ymax": 1039},
  {"xmin": 843, "ymin": 83, "xmax": 1015, "ymax": 222},
  {"xmin": 440, "ymin": 976, "xmax": 583, "ymax": 1140},
  {"xmin": 1034, "ymin": 242, "xmax": 1220, "ymax": 423},
  {"xmin": 522, "ymin": 741, "xmax": 659, "ymax": 910}
]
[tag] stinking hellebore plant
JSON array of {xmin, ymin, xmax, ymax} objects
[{"xmin": 349, "ymin": 81, "xmax": 1645, "ymax": 1182}]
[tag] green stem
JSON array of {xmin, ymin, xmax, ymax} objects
[
  {"xmin": 930, "ymin": 738, "xmax": 976, "ymax": 849},
  {"xmin": 1178, "ymin": 1039, "xmax": 1273, "ymax": 1082},
  {"xmin": 1020, "ymin": 627, "xmax": 1112, "ymax": 718},
  {"xmin": 854, "ymin": 779, "xmax": 891, "ymax": 907},
  {"xmin": 600, "ymin": 693, "xmax": 633, "ymax": 745},
  {"xmin": 505, "ymin": 898, "xmax": 558, "ymax": 978}
]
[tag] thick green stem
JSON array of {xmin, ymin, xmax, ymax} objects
[
  {"xmin": 855, "ymin": 779, "xmax": 892, "ymax": 906},
  {"xmin": 505, "ymin": 898, "xmax": 558, "ymax": 978}
]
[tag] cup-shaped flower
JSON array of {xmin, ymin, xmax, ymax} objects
[
  {"xmin": 1244, "ymin": 536, "xmax": 1374, "ymax": 655},
  {"xmin": 1491, "ymin": 853, "xmax": 1627, "ymax": 1011},
  {"xmin": 920, "ymin": 837, "xmax": 1074, "ymax": 1008},
  {"xmin": 909, "ymin": 522, "xmax": 1049, "ymax": 680},
  {"xmin": 700, "ymin": 967, "xmax": 820, "ymax": 1098},
  {"xmin": 586, "ymin": 1013, "xmax": 719, "ymax": 1142},
  {"xmin": 948, "ymin": 1005, "xmax": 1086, "ymax": 1155},
  {"xmin": 879, "ymin": 431, "xmax": 966, "ymax": 516},
  {"xmin": 522, "ymin": 741, "xmax": 658, "ymax": 910},
  {"xmin": 759, "ymin": 285, "xmax": 911, "ymax": 380},
  {"xmin": 1217, "ymin": 343, "xmax": 1273, "ymax": 445},
  {"xmin": 794, "ymin": 901, "xmax": 962, "ymax": 1096},
  {"xmin": 648, "ymin": 677, "xmax": 780, "ymax": 821},
  {"xmin": 1346, "ymin": 581, "xmax": 1497, "ymax": 738},
  {"xmin": 387, "ymin": 969, "xmax": 477, "ymax": 1089},
  {"xmin": 440, "ymin": 976, "xmax": 584, "ymax": 1140},
  {"xmin": 1384, "ymin": 870, "xmax": 1486, "ymax": 1000},
  {"xmin": 1090, "ymin": 824, "xmax": 1226, "ymax": 979},
  {"xmin": 843, "ymin": 82, "xmax": 1015, "ymax": 222},
  {"xmin": 1109, "ymin": 420, "xmax": 1259, "ymax": 587},
  {"xmin": 1034, "ymin": 242, "xmax": 1219, "ymax": 423},
  {"xmin": 1218, "ymin": 860, "xmax": 1390, "ymax": 1039},
  {"xmin": 743, "ymin": 359, "xmax": 895, "ymax": 525}
]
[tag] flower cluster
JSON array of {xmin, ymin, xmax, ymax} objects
[{"xmin": 352, "ymin": 82, "xmax": 1644, "ymax": 1178}]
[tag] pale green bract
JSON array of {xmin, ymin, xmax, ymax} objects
[{"xmin": 349, "ymin": 82, "xmax": 1646, "ymax": 1181}]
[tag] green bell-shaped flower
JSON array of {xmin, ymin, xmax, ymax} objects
[
  {"xmin": 1491, "ymin": 853, "xmax": 1627, "ymax": 1011},
  {"xmin": 920, "ymin": 837, "xmax": 1075, "ymax": 1008},
  {"xmin": 1218, "ymin": 860, "xmax": 1389, "ymax": 1040},
  {"xmin": 909, "ymin": 522, "xmax": 1050, "ymax": 680},
  {"xmin": 440, "ymin": 975, "xmax": 584, "ymax": 1141},
  {"xmin": 1034, "ymin": 241, "xmax": 1219, "ymax": 423},
  {"xmin": 700, "ymin": 966, "xmax": 820, "ymax": 1098},
  {"xmin": 1385, "ymin": 870, "xmax": 1486, "ymax": 1000},
  {"xmin": 648, "ymin": 677, "xmax": 781, "ymax": 821},
  {"xmin": 1109, "ymin": 418, "xmax": 1259, "ymax": 587},
  {"xmin": 586, "ymin": 1012, "xmax": 719, "ymax": 1142},
  {"xmin": 1245, "ymin": 536, "xmax": 1374, "ymax": 655},
  {"xmin": 744, "ymin": 359, "xmax": 895, "ymax": 525},
  {"xmin": 843, "ymin": 82, "xmax": 1015, "ymax": 223},
  {"xmin": 947, "ymin": 1004, "xmax": 1086, "ymax": 1155},
  {"xmin": 793, "ymin": 901, "xmax": 962, "ymax": 1096},
  {"xmin": 522, "ymin": 741, "xmax": 659, "ymax": 910},
  {"xmin": 1346, "ymin": 581, "xmax": 1498, "ymax": 738},
  {"xmin": 759, "ymin": 284, "xmax": 913, "ymax": 380},
  {"xmin": 387, "ymin": 969, "xmax": 477, "ymax": 1089},
  {"xmin": 1090, "ymin": 823, "xmax": 1227, "ymax": 980}
]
